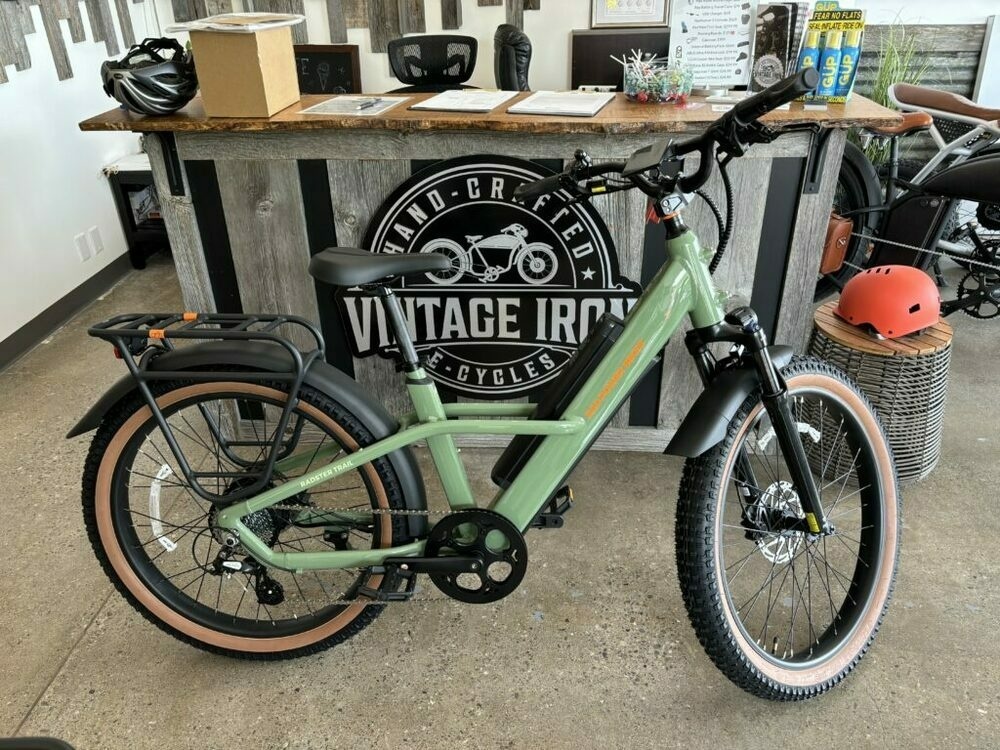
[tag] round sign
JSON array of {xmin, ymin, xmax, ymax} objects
[{"xmin": 337, "ymin": 156, "xmax": 642, "ymax": 399}]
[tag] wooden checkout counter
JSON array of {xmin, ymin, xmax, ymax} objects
[{"xmin": 80, "ymin": 92, "xmax": 898, "ymax": 450}]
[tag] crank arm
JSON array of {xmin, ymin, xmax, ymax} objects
[{"xmin": 381, "ymin": 555, "xmax": 483, "ymax": 575}]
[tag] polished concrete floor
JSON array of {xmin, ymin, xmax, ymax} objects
[{"xmin": 2, "ymin": 255, "xmax": 998, "ymax": 749}]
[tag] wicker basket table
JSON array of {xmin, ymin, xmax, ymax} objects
[{"xmin": 808, "ymin": 301, "xmax": 953, "ymax": 483}]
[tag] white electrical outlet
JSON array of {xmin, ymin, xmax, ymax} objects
[
  {"xmin": 75, "ymin": 233, "xmax": 92, "ymax": 261},
  {"xmin": 88, "ymin": 226, "xmax": 104, "ymax": 254}
]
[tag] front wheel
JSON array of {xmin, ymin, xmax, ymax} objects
[
  {"xmin": 676, "ymin": 357, "xmax": 899, "ymax": 700},
  {"xmin": 516, "ymin": 243, "xmax": 558, "ymax": 285}
]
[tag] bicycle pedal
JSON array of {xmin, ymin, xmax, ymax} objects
[
  {"xmin": 357, "ymin": 565, "xmax": 417, "ymax": 602},
  {"xmin": 530, "ymin": 486, "xmax": 574, "ymax": 529}
]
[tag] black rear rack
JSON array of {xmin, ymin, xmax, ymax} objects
[{"xmin": 90, "ymin": 312, "xmax": 327, "ymax": 504}]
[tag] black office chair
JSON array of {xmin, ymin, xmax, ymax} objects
[
  {"xmin": 494, "ymin": 24, "xmax": 532, "ymax": 91},
  {"xmin": 386, "ymin": 35, "xmax": 478, "ymax": 93}
]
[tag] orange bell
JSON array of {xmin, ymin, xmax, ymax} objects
[{"xmin": 835, "ymin": 265, "xmax": 941, "ymax": 339}]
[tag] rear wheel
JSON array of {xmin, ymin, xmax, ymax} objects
[
  {"xmin": 815, "ymin": 141, "xmax": 883, "ymax": 301},
  {"xmin": 896, "ymin": 158, "xmax": 1000, "ymax": 270},
  {"xmin": 82, "ymin": 379, "xmax": 411, "ymax": 659},
  {"xmin": 676, "ymin": 358, "xmax": 899, "ymax": 700},
  {"xmin": 421, "ymin": 239, "xmax": 470, "ymax": 284}
]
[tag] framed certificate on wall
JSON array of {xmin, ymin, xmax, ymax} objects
[{"xmin": 592, "ymin": 0, "xmax": 669, "ymax": 28}]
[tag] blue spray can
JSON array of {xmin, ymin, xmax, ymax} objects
[
  {"xmin": 817, "ymin": 30, "xmax": 843, "ymax": 98},
  {"xmin": 835, "ymin": 29, "xmax": 863, "ymax": 97},
  {"xmin": 797, "ymin": 29, "xmax": 821, "ymax": 72}
]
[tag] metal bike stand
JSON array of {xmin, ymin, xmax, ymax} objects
[{"xmin": 808, "ymin": 301, "xmax": 953, "ymax": 484}]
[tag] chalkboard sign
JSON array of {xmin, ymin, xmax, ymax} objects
[{"xmin": 293, "ymin": 44, "xmax": 362, "ymax": 95}]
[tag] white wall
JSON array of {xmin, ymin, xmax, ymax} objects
[
  {"xmin": 151, "ymin": 0, "xmax": 593, "ymax": 91},
  {"xmin": 153, "ymin": 0, "xmax": 1000, "ymax": 92},
  {"xmin": 859, "ymin": 1, "xmax": 997, "ymax": 25},
  {"xmin": 0, "ymin": 6, "xmax": 145, "ymax": 343}
]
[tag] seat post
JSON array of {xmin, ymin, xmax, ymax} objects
[
  {"xmin": 886, "ymin": 135, "xmax": 901, "ymax": 204},
  {"xmin": 373, "ymin": 286, "xmax": 420, "ymax": 371}
]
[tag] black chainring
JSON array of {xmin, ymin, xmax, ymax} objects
[
  {"xmin": 424, "ymin": 509, "xmax": 528, "ymax": 604},
  {"xmin": 958, "ymin": 271, "xmax": 1000, "ymax": 319}
]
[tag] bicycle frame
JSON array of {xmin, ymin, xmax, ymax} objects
[
  {"xmin": 214, "ymin": 223, "xmax": 727, "ymax": 572},
  {"xmin": 884, "ymin": 87, "xmax": 1000, "ymax": 205}
]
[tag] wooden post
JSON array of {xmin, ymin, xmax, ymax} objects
[
  {"xmin": 343, "ymin": 0, "xmax": 368, "ymax": 28},
  {"xmin": 144, "ymin": 134, "xmax": 219, "ymax": 315},
  {"xmin": 398, "ymin": 0, "xmax": 425, "ymax": 35},
  {"xmin": 441, "ymin": 0, "xmax": 461, "ymax": 29},
  {"xmin": 113, "ymin": 0, "xmax": 136, "ymax": 46},
  {"xmin": 326, "ymin": 0, "xmax": 348, "ymax": 43},
  {"xmin": 326, "ymin": 159, "xmax": 413, "ymax": 416},
  {"xmin": 774, "ymin": 130, "xmax": 847, "ymax": 351},
  {"xmin": 214, "ymin": 160, "xmax": 321, "ymax": 351},
  {"xmin": 505, "ymin": 0, "xmax": 523, "ymax": 29},
  {"xmin": 367, "ymin": 0, "xmax": 401, "ymax": 52}
]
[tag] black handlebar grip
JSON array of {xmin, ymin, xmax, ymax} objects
[
  {"xmin": 513, "ymin": 173, "xmax": 565, "ymax": 202},
  {"xmin": 731, "ymin": 67, "xmax": 820, "ymax": 124}
]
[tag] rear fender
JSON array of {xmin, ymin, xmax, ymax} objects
[{"xmin": 66, "ymin": 341, "xmax": 428, "ymax": 535}]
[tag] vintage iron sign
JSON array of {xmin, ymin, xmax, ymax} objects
[{"xmin": 338, "ymin": 156, "xmax": 642, "ymax": 399}]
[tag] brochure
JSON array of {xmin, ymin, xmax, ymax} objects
[
  {"xmin": 410, "ymin": 90, "xmax": 520, "ymax": 113},
  {"xmin": 507, "ymin": 91, "xmax": 614, "ymax": 117},
  {"xmin": 300, "ymin": 96, "xmax": 410, "ymax": 116}
]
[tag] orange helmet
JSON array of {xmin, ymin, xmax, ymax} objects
[{"xmin": 836, "ymin": 265, "xmax": 941, "ymax": 339}]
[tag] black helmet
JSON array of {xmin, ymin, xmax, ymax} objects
[{"xmin": 101, "ymin": 37, "xmax": 197, "ymax": 116}]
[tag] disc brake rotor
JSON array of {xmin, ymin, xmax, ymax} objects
[{"xmin": 746, "ymin": 480, "xmax": 805, "ymax": 564}]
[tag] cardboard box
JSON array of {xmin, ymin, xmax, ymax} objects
[{"xmin": 189, "ymin": 23, "xmax": 300, "ymax": 117}]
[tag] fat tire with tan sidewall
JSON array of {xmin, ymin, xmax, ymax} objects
[
  {"xmin": 675, "ymin": 357, "xmax": 900, "ymax": 700},
  {"xmin": 81, "ymin": 379, "xmax": 411, "ymax": 660}
]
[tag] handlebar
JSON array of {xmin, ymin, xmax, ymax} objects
[
  {"xmin": 513, "ymin": 160, "xmax": 627, "ymax": 202},
  {"xmin": 730, "ymin": 67, "xmax": 819, "ymax": 125},
  {"xmin": 514, "ymin": 69, "xmax": 819, "ymax": 203},
  {"xmin": 513, "ymin": 173, "xmax": 563, "ymax": 201}
]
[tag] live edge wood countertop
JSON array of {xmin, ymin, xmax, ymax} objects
[{"xmin": 79, "ymin": 91, "xmax": 900, "ymax": 135}]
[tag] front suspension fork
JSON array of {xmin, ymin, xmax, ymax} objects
[
  {"xmin": 751, "ymin": 350, "xmax": 829, "ymax": 534},
  {"xmin": 736, "ymin": 318, "xmax": 828, "ymax": 534},
  {"xmin": 692, "ymin": 307, "xmax": 830, "ymax": 534}
]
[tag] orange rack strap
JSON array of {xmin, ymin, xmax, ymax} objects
[
  {"xmin": 149, "ymin": 329, "xmax": 166, "ymax": 339},
  {"xmin": 182, "ymin": 312, "xmax": 198, "ymax": 321}
]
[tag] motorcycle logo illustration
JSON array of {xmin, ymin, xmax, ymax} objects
[{"xmin": 418, "ymin": 223, "xmax": 559, "ymax": 285}]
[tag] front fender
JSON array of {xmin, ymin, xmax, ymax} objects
[
  {"xmin": 66, "ymin": 341, "xmax": 428, "ymax": 535},
  {"xmin": 664, "ymin": 346, "xmax": 794, "ymax": 458}
]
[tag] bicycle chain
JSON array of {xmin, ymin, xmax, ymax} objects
[
  {"xmin": 849, "ymin": 232, "xmax": 1000, "ymax": 275},
  {"xmin": 262, "ymin": 502, "xmax": 457, "ymax": 605}
]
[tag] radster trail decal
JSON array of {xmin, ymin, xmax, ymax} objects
[{"xmin": 338, "ymin": 156, "xmax": 642, "ymax": 400}]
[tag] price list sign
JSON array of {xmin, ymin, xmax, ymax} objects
[{"xmin": 670, "ymin": 0, "xmax": 754, "ymax": 88}]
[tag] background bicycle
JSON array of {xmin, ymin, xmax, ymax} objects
[{"xmin": 821, "ymin": 82, "xmax": 1000, "ymax": 319}]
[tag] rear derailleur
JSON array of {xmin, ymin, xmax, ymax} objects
[{"xmin": 209, "ymin": 544, "xmax": 286, "ymax": 606}]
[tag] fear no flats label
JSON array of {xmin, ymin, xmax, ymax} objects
[{"xmin": 337, "ymin": 156, "xmax": 642, "ymax": 399}]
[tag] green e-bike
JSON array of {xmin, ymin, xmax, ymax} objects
[{"xmin": 70, "ymin": 69, "xmax": 899, "ymax": 700}]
